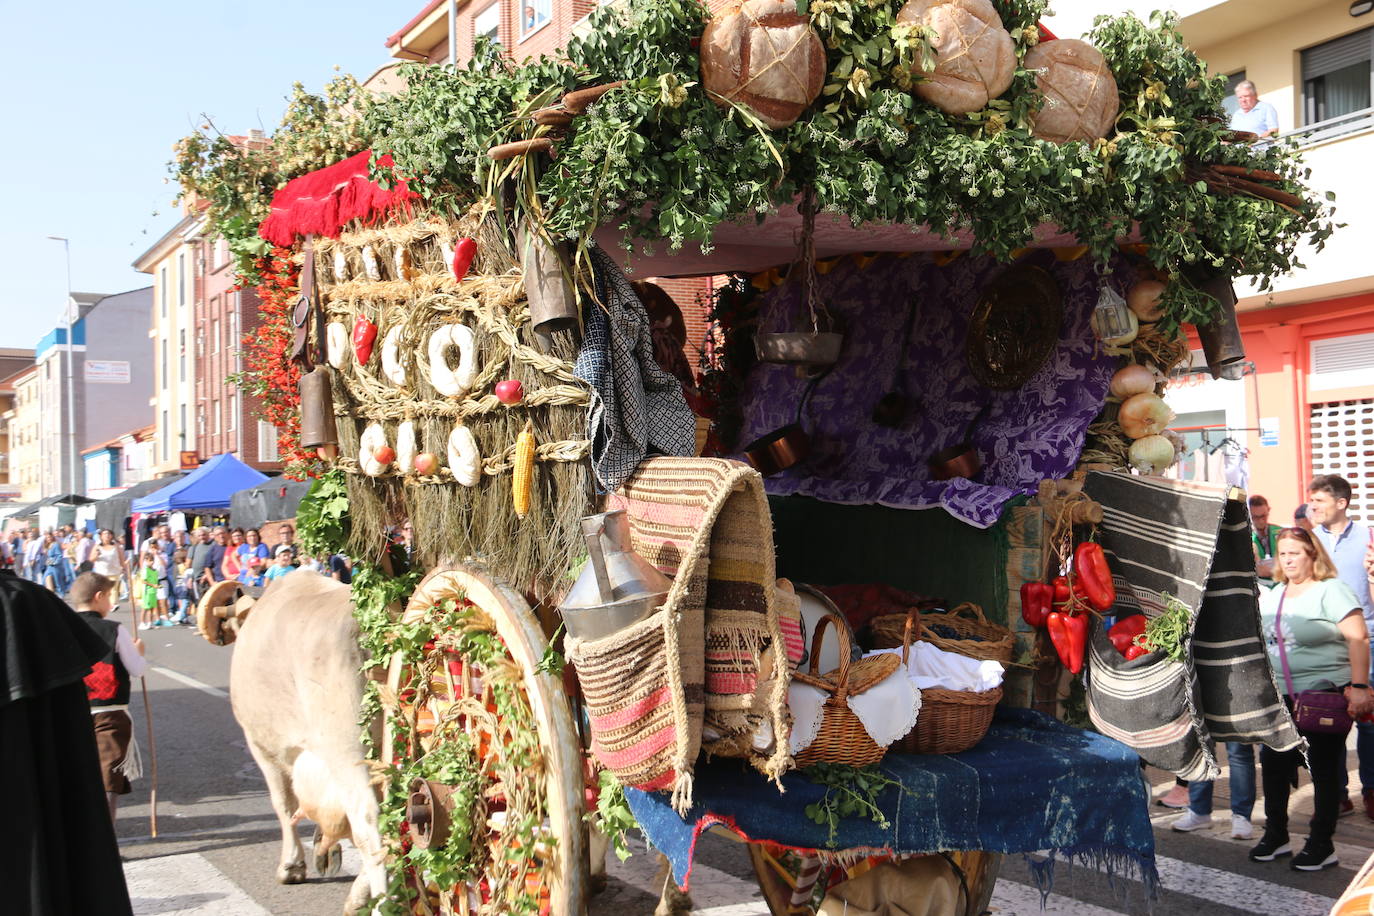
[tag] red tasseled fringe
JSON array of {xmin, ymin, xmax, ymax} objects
[{"xmin": 258, "ymin": 150, "xmax": 416, "ymax": 247}]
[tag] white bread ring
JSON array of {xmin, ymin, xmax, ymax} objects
[
  {"xmin": 427, "ymin": 324, "xmax": 477, "ymax": 397},
  {"xmin": 447, "ymin": 425, "xmax": 481, "ymax": 487},
  {"xmin": 359, "ymin": 423, "xmax": 390, "ymax": 477},
  {"xmin": 381, "ymin": 326, "xmax": 407, "ymax": 386},
  {"xmin": 326, "ymin": 322, "xmax": 348, "ymax": 369},
  {"xmin": 395, "ymin": 420, "xmax": 416, "ymax": 474}
]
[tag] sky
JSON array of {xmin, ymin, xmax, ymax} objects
[
  {"xmin": 0, "ymin": 0, "xmax": 1122, "ymax": 354},
  {"xmin": 0, "ymin": 0, "xmax": 411, "ymax": 352}
]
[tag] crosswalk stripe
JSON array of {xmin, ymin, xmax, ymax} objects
[
  {"xmin": 151, "ymin": 664, "xmax": 228, "ymax": 698},
  {"xmin": 125, "ymin": 852, "xmax": 270, "ymax": 915}
]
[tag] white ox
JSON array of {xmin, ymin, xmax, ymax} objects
[{"xmin": 225, "ymin": 572, "xmax": 388, "ymax": 914}]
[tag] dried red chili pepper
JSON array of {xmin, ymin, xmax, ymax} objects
[
  {"xmin": 353, "ymin": 315, "xmax": 378, "ymax": 365},
  {"xmin": 452, "ymin": 237, "xmax": 478, "ymax": 281},
  {"xmin": 1074, "ymin": 541, "xmax": 1116, "ymax": 611}
]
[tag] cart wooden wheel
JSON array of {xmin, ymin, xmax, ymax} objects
[{"xmin": 381, "ymin": 562, "xmax": 588, "ymax": 915}]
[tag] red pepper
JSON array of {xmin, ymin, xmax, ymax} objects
[
  {"xmin": 1124, "ymin": 643, "xmax": 1149, "ymax": 661},
  {"xmin": 1051, "ymin": 575, "xmax": 1071, "ymax": 609},
  {"xmin": 1063, "ymin": 612, "xmax": 1087, "ymax": 674},
  {"xmin": 352, "ymin": 315, "xmax": 378, "ymax": 365},
  {"xmin": 1020, "ymin": 582, "xmax": 1052, "ymax": 628},
  {"xmin": 1108, "ymin": 614, "xmax": 1146, "ymax": 656},
  {"xmin": 1074, "ymin": 542, "xmax": 1116, "ymax": 612},
  {"xmin": 1046, "ymin": 612, "xmax": 1073, "ymax": 669},
  {"xmin": 452, "ymin": 237, "xmax": 477, "ymax": 281}
]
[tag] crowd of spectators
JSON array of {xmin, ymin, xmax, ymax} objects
[{"xmin": 0, "ymin": 521, "xmax": 352, "ymax": 621}]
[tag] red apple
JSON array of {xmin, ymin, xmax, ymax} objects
[
  {"xmin": 413, "ymin": 452, "xmax": 440, "ymax": 476},
  {"xmin": 494, "ymin": 379, "xmax": 524, "ymax": 405},
  {"xmin": 373, "ymin": 445, "xmax": 396, "ymax": 466}
]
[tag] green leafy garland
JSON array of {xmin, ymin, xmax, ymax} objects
[{"xmin": 359, "ymin": 0, "xmax": 1333, "ymax": 330}]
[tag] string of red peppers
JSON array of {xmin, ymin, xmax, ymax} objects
[{"xmin": 1019, "ymin": 541, "xmax": 1117, "ymax": 674}]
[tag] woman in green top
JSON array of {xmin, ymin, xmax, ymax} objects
[{"xmin": 1252, "ymin": 527, "xmax": 1373, "ymax": 871}]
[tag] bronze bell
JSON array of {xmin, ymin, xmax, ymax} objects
[
  {"xmin": 518, "ymin": 225, "xmax": 580, "ymax": 338},
  {"xmin": 298, "ymin": 366, "xmax": 338, "ymax": 449},
  {"xmin": 1189, "ymin": 268, "xmax": 1246, "ymax": 381}
]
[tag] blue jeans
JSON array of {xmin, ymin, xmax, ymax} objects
[{"xmin": 1189, "ymin": 743, "xmax": 1256, "ymax": 817}]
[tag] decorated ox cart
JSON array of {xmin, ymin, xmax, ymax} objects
[{"xmin": 188, "ymin": 0, "xmax": 1334, "ymax": 913}]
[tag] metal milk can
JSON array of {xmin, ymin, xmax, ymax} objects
[{"xmin": 559, "ymin": 510, "xmax": 670, "ymax": 641}]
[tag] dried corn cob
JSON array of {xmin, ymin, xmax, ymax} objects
[{"xmin": 513, "ymin": 420, "xmax": 535, "ymax": 519}]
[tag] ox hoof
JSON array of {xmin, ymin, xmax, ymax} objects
[
  {"xmin": 277, "ymin": 862, "xmax": 307, "ymax": 885},
  {"xmin": 315, "ymin": 841, "xmax": 343, "ymax": 877}
]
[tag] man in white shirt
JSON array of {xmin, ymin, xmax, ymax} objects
[{"xmin": 1229, "ymin": 80, "xmax": 1279, "ymax": 139}]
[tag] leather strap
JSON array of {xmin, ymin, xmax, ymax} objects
[{"xmin": 1275, "ymin": 590, "xmax": 1296, "ymax": 697}]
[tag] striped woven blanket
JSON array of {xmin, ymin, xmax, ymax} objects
[
  {"xmin": 576, "ymin": 458, "xmax": 791, "ymax": 808},
  {"xmin": 1082, "ymin": 473, "xmax": 1299, "ymax": 780}
]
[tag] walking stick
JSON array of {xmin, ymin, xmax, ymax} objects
[{"xmin": 124, "ymin": 553, "xmax": 159, "ymax": 838}]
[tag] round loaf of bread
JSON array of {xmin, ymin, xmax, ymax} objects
[
  {"xmin": 898, "ymin": 0, "xmax": 1015, "ymax": 115},
  {"xmin": 1024, "ymin": 39, "xmax": 1120, "ymax": 143},
  {"xmin": 700, "ymin": 0, "xmax": 826, "ymax": 130}
]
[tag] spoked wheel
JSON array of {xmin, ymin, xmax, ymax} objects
[{"xmin": 381, "ymin": 562, "xmax": 587, "ymax": 915}]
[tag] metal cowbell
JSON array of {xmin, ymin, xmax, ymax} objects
[
  {"xmin": 1191, "ymin": 269, "xmax": 1246, "ymax": 380},
  {"xmin": 298, "ymin": 366, "xmax": 338, "ymax": 448}
]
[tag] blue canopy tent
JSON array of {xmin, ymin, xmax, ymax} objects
[{"xmin": 131, "ymin": 453, "xmax": 269, "ymax": 516}]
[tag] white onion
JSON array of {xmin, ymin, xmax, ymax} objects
[
  {"xmin": 1129, "ymin": 434, "xmax": 1176, "ymax": 474},
  {"xmin": 1118, "ymin": 392, "xmax": 1175, "ymax": 439},
  {"xmin": 1109, "ymin": 364, "xmax": 1156, "ymax": 399},
  {"xmin": 1127, "ymin": 279, "xmax": 1167, "ymax": 323}
]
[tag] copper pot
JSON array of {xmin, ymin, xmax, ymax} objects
[
  {"xmin": 927, "ymin": 442, "xmax": 982, "ymax": 481},
  {"xmin": 743, "ymin": 423, "xmax": 810, "ymax": 477}
]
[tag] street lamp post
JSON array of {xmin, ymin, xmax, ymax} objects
[{"xmin": 47, "ymin": 236, "xmax": 77, "ymax": 497}]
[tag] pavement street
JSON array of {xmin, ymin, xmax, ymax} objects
[{"xmin": 114, "ymin": 617, "xmax": 1374, "ymax": 915}]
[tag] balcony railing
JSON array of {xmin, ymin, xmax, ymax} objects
[{"xmin": 1287, "ymin": 107, "xmax": 1374, "ymax": 149}]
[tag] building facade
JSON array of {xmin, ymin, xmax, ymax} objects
[
  {"xmin": 82, "ymin": 423, "xmax": 155, "ymax": 499},
  {"xmin": 5, "ymin": 367, "xmax": 40, "ymax": 503},
  {"xmin": 31, "ymin": 289, "xmax": 155, "ymax": 497},
  {"xmin": 134, "ymin": 215, "xmax": 202, "ymax": 477},
  {"xmin": 1160, "ymin": 0, "xmax": 1374, "ymax": 524},
  {"xmin": 0, "ymin": 351, "xmax": 35, "ymax": 503}
]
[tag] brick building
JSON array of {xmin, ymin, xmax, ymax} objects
[{"xmin": 383, "ymin": 0, "xmax": 723, "ymax": 374}]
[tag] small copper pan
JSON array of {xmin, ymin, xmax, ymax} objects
[
  {"xmin": 743, "ymin": 424, "xmax": 810, "ymax": 477},
  {"xmin": 928, "ymin": 401, "xmax": 991, "ymax": 482}
]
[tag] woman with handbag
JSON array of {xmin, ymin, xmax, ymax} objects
[{"xmin": 1253, "ymin": 526, "xmax": 1374, "ymax": 870}]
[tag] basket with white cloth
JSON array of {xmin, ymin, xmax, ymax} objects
[
  {"xmin": 789, "ymin": 612, "xmax": 921, "ymax": 767},
  {"xmin": 867, "ymin": 611, "xmax": 1003, "ymax": 755}
]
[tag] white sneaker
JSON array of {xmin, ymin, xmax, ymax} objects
[
  {"xmin": 1172, "ymin": 810, "xmax": 1214, "ymax": 832},
  {"xmin": 1230, "ymin": 815, "xmax": 1254, "ymax": 839}
]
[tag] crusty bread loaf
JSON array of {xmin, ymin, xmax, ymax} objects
[
  {"xmin": 700, "ymin": 0, "xmax": 826, "ymax": 130},
  {"xmin": 898, "ymin": 0, "xmax": 1015, "ymax": 115},
  {"xmin": 1024, "ymin": 39, "xmax": 1120, "ymax": 143}
]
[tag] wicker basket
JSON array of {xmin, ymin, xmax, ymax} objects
[
  {"xmin": 792, "ymin": 612, "xmax": 900, "ymax": 768},
  {"xmin": 871, "ymin": 602, "xmax": 1014, "ymax": 665},
  {"xmin": 890, "ymin": 611, "xmax": 1002, "ymax": 755}
]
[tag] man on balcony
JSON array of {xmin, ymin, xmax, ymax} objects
[{"xmin": 1230, "ymin": 80, "xmax": 1280, "ymax": 139}]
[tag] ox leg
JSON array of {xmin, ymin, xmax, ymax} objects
[
  {"xmin": 339, "ymin": 765, "xmax": 388, "ymax": 916},
  {"xmin": 248, "ymin": 742, "xmax": 307, "ymax": 885},
  {"xmin": 653, "ymin": 853, "xmax": 693, "ymax": 916}
]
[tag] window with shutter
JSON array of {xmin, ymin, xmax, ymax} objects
[
  {"xmin": 1302, "ymin": 27, "xmax": 1374, "ymax": 125},
  {"xmin": 1310, "ymin": 332, "xmax": 1374, "ymax": 390},
  {"xmin": 1309, "ymin": 399, "xmax": 1374, "ymax": 521}
]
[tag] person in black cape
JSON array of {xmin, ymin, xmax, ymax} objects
[{"xmin": 0, "ymin": 568, "xmax": 133, "ymax": 915}]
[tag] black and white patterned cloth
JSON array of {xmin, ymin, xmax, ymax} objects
[
  {"xmin": 575, "ymin": 245, "xmax": 696, "ymax": 491},
  {"xmin": 1082, "ymin": 473, "xmax": 1300, "ymax": 780}
]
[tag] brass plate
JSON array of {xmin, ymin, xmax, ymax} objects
[{"xmin": 966, "ymin": 264, "xmax": 1062, "ymax": 390}]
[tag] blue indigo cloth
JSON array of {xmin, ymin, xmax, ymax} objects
[{"xmin": 626, "ymin": 708, "xmax": 1157, "ymax": 896}]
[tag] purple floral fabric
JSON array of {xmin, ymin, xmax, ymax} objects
[{"xmin": 732, "ymin": 250, "xmax": 1123, "ymax": 527}]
